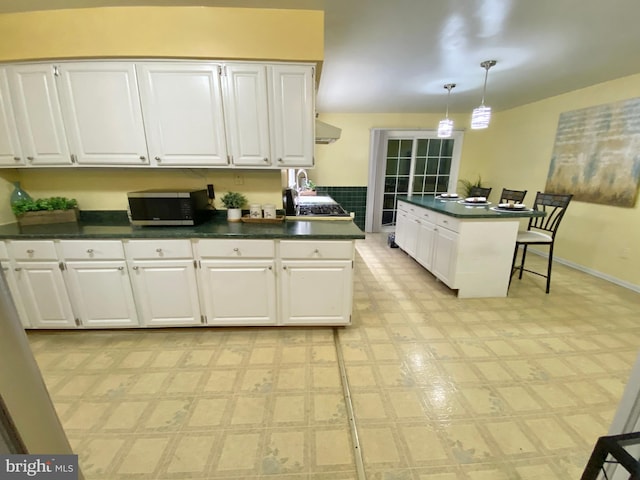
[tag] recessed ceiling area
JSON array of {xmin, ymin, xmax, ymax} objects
[{"xmin": 4, "ymin": 0, "xmax": 640, "ymax": 114}]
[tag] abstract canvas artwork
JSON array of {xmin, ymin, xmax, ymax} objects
[{"xmin": 545, "ymin": 97, "xmax": 640, "ymax": 207}]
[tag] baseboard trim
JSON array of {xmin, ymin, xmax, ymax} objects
[{"xmin": 527, "ymin": 249, "xmax": 640, "ymax": 293}]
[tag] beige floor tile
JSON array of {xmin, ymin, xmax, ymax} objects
[
  {"xmin": 230, "ymin": 396, "xmax": 267, "ymax": 425},
  {"xmin": 151, "ymin": 349, "xmax": 184, "ymax": 368},
  {"xmin": 277, "ymin": 366, "xmax": 307, "ymax": 390},
  {"xmin": 188, "ymin": 397, "xmax": 228, "ymax": 427},
  {"xmin": 249, "ymin": 346, "xmax": 277, "ymax": 364},
  {"xmin": 117, "ymin": 437, "xmax": 170, "ymax": 474},
  {"xmin": 442, "ymin": 423, "xmax": 495, "ymax": 463},
  {"xmin": 563, "ymin": 413, "xmax": 608, "ymax": 444},
  {"xmin": 56, "ymin": 352, "xmax": 91, "ymax": 369},
  {"xmin": 314, "ymin": 429, "xmax": 353, "ymax": 466},
  {"xmin": 496, "ymin": 386, "xmax": 544, "ymax": 412},
  {"xmin": 183, "ymin": 349, "xmax": 215, "ymax": 367},
  {"xmin": 281, "ymin": 345, "xmax": 308, "ymax": 363},
  {"xmin": 263, "ymin": 430, "xmax": 306, "ymax": 474},
  {"xmin": 165, "ymin": 371, "xmax": 203, "ymax": 393},
  {"xmin": 127, "ymin": 372, "xmax": 168, "ymax": 395},
  {"xmin": 216, "ymin": 432, "xmax": 260, "ymax": 471},
  {"xmin": 461, "ymin": 387, "xmax": 505, "ymax": 416},
  {"xmin": 524, "ymin": 417, "xmax": 578, "ymax": 450},
  {"xmin": 64, "ymin": 402, "xmax": 107, "ymax": 430},
  {"xmin": 272, "ymin": 394, "xmax": 306, "ymax": 424},
  {"xmin": 351, "ymin": 392, "xmax": 387, "ymax": 420},
  {"xmin": 474, "ymin": 361, "xmax": 514, "ymax": 382},
  {"xmin": 313, "ymin": 393, "xmax": 347, "ymax": 423},
  {"xmin": 441, "ymin": 362, "xmax": 481, "ymax": 383},
  {"xmin": 79, "ymin": 437, "xmax": 126, "ymax": 476},
  {"xmin": 118, "ymin": 350, "xmax": 153, "ymax": 368},
  {"xmin": 144, "ymin": 399, "xmax": 191, "ymax": 430},
  {"xmin": 166, "ymin": 434, "xmax": 217, "ymax": 473},
  {"xmin": 203, "ymin": 369, "xmax": 240, "ymax": 392},
  {"xmin": 55, "ymin": 374, "xmax": 100, "ymax": 397},
  {"xmin": 530, "ymin": 384, "xmax": 577, "ymax": 409},
  {"xmin": 216, "ymin": 347, "xmax": 248, "ymax": 366},
  {"xmin": 514, "ymin": 462, "xmax": 563, "ymax": 480},
  {"xmin": 240, "ymin": 368, "xmax": 274, "ymax": 392},
  {"xmin": 312, "ymin": 345, "xmax": 338, "ymax": 362},
  {"xmin": 312, "ymin": 365, "xmax": 342, "ymax": 389},
  {"xmin": 485, "ymin": 421, "xmax": 538, "ymax": 455},
  {"xmin": 360, "ymin": 426, "xmax": 402, "ymax": 465},
  {"xmin": 103, "ymin": 401, "xmax": 148, "ymax": 430},
  {"xmin": 388, "ymin": 390, "xmax": 427, "ymax": 418},
  {"xmin": 400, "ymin": 424, "xmax": 449, "ymax": 462}
]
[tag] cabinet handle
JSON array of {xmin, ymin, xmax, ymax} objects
[
  {"xmin": 133, "ymin": 266, "xmax": 139, "ymax": 270},
  {"xmin": 233, "ymin": 248, "xmax": 239, "ymax": 252},
  {"xmin": 26, "ymin": 249, "xmax": 34, "ymax": 254},
  {"xmin": 86, "ymin": 249, "xmax": 94, "ymax": 254},
  {"xmin": 155, "ymin": 156, "xmax": 161, "ymax": 162},
  {"xmin": 118, "ymin": 266, "xmax": 124, "ymax": 270},
  {"xmin": 27, "ymin": 156, "xmax": 34, "ymax": 161},
  {"xmin": 268, "ymin": 265, "xmax": 272, "ymax": 270},
  {"xmin": 314, "ymin": 249, "xmax": 319, "ymax": 254},
  {"xmin": 70, "ymin": 154, "xmax": 77, "ymax": 163},
  {"xmin": 263, "ymin": 158, "xmax": 269, "ymax": 163},
  {"xmin": 14, "ymin": 157, "xmax": 21, "ymax": 162},
  {"xmin": 156, "ymin": 248, "xmax": 163, "ymax": 253},
  {"xmin": 283, "ymin": 266, "xmax": 287, "ymax": 270},
  {"xmin": 277, "ymin": 158, "xmax": 283, "ymax": 163},
  {"xmin": 14, "ymin": 267, "xmax": 21, "ymax": 271},
  {"xmin": 140, "ymin": 155, "xmax": 146, "ymax": 161}
]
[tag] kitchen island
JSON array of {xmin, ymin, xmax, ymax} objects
[
  {"xmin": 396, "ymin": 195, "xmax": 544, "ymax": 298},
  {"xmin": 0, "ymin": 213, "xmax": 364, "ymax": 330}
]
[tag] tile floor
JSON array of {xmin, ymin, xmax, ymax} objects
[{"xmin": 27, "ymin": 233, "xmax": 640, "ymax": 479}]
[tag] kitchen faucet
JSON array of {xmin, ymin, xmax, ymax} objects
[{"xmin": 296, "ymin": 169, "xmax": 308, "ymax": 192}]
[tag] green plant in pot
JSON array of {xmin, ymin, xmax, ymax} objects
[
  {"xmin": 12, "ymin": 197, "xmax": 79, "ymax": 226},
  {"xmin": 220, "ymin": 191, "xmax": 247, "ymax": 222},
  {"xmin": 458, "ymin": 176, "xmax": 485, "ymax": 198}
]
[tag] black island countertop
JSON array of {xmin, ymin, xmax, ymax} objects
[
  {"xmin": 398, "ymin": 195, "xmax": 545, "ymax": 219},
  {"xmin": 0, "ymin": 211, "xmax": 365, "ymax": 240}
]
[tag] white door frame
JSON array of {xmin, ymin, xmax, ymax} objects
[{"xmin": 365, "ymin": 128, "xmax": 464, "ymax": 233}]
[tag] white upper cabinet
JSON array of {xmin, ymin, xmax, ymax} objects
[
  {"xmin": 222, "ymin": 63, "xmax": 272, "ymax": 166},
  {"xmin": 8, "ymin": 64, "xmax": 71, "ymax": 166},
  {"xmin": 137, "ymin": 63, "xmax": 229, "ymax": 167},
  {"xmin": 269, "ymin": 64, "xmax": 314, "ymax": 168},
  {"xmin": 57, "ymin": 62, "xmax": 149, "ymax": 165},
  {"xmin": 0, "ymin": 68, "xmax": 24, "ymax": 166}
]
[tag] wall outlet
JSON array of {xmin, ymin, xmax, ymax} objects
[{"xmin": 234, "ymin": 174, "xmax": 244, "ymax": 185}]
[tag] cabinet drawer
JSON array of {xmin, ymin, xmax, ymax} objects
[
  {"xmin": 436, "ymin": 215, "xmax": 460, "ymax": 233},
  {"xmin": 9, "ymin": 240, "xmax": 58, "ymax": 260},
  {"xmin": 0, "ymin": 242, "xmax": 8, "ymax": 260},
  {"xmin": 280, "ymin": 240, "xmax": 353, "ymax": 260},
  {"xmin": 196, "ymin": 239, "xmax": 274, "ymax": 258},
  {"xmin": 418, "ymin": 208, "xmax": 435, "ymax": 223},
  {"xmin": 397, "ymin": 201, "xmax": 410, "ymax": 213},
  {"xmin": 60, "ymin": 240, "xmax": 124, "ymax": 260},
  {"xmin": 124, "ymin": 239, "xmax": 193, "ymax": 259}
]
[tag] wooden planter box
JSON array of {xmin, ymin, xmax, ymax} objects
[{"xmin": 17, "ymin": 208, "xmax": 79, "ymax": 226}]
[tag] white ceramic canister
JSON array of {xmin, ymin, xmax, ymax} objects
[
  {"xmin": 249, "ymin": 204, "xmax": 262, "ymax": 218},
  {"xmin": 263, "ymin": 204, "xmax": 276, "ymax": 219}
]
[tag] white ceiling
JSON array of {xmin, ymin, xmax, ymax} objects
[{"xmin": 4, "ymin": 0, "xmax": 640, "ymax": 114}]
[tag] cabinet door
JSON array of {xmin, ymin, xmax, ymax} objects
[
  {"xmin": 432, "ymin": 227, "xmax": 458, "ymax": 287},
  {"xmin": 280, "ymin": 260, "xmax": 352, "ymax": 325},
  {"xmin": 395, "ymin": 210, "xmax": 409, "ymax": 250},
  {"xmin": 199, "ymin": 259, "xmax": 276, "ymax": 326},
  {"xmin": 57, "ymin": 62, "xmax": 149, "ymax": 165},
  {"xmin": 0, "ymin": 68, "xmax": 24, "ymax": 166},
  {"xmin": 129, "ymin": 260, "xmax": 201, "ymax": 326},
  {"xmin": 65, "ymin": 260, "xmax": 139, "ymax": 327},
  {"xmin": 8, "ymin": 64, "xmax": 71, "ymax": 166},
  {"xmin": 14, "ymin": 261, "xmax": 76, "ymax": 328},
  {"xmin": 223, "ymin": 63, "xmax": 271, "ymax": 166},
  {"xmin": 415, "ymin": 220, "xmax": 436, "ymax": 270},
  {"xmin": 137, "ymin": 63, "xmax": 229, "ymax": 166},
  {"xmin": 269, "ymin": 65, "xmax": 314, "ymax": 167},
  {"xmin": 1, "ymin": 262, "xmax": 31, "ymax": 327}
]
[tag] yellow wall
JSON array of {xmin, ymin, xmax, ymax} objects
[
  {"xmin": 0, "ymin": 7, "xmax": 323, "ymax": 62},
  {"xmin": 481, "ymin": 74, "xmax": 640, "ymax": 286}
]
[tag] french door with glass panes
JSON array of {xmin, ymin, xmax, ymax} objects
[{"xmin": 370, "ymin": 130, "xmax": 463, "ymax": 232}]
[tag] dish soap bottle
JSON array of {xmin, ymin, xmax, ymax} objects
[{"xmin": 10, "ymin": 181, "xmax": 33, "ymax": 206}]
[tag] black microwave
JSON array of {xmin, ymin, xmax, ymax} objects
[{"xmin": 127, "ymin": 189, "xmax": 210, "ymax": 226}]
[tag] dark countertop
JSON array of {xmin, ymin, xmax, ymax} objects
[
  {"xmin": 398, "ymin": 195, "xmax": 546, "ymax": 219},
  {"xmin": 0, "ymin": 211, "xmax": 365, "ymax": 240}
]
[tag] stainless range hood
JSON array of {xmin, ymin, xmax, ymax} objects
[{"xmin": 315, "ymin": 119, "xmax": 342, "ymax": 144}]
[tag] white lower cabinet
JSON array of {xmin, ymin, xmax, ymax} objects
[
  {"xmin": 125, "ymin": 240, "xmax": 201, "ymax": 327},
  {"xmin": 199, "ymin": 259, "xmax": 276, "ymax": 325},
  {"xmin": 0, "ymin": 261, "xmax": 30, "ymax": 327},
  {"xmin": 64, "ymin": 260, "xmax": 139, "ymax": 327},
  {"xmin": 431, "ymin": 225, "xmax": 458, "ymax": 286},
  {"xmin": 279, "ymin": 241, "xmax": 354, "ymax": 326},
  {"xmin": 14, "ymin": 261, "xmax": 76, "ymax": 328}
]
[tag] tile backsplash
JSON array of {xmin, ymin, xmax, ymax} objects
[{"xmin": 316, "ymin": 186, "xmax": 367, "ymax": 230}]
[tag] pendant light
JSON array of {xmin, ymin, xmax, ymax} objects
[
  {"xmin": 471, "ymin": 60, "xmax": 497, "ymax": 130},
  {"xmin": 437, "ymin": 83, "xmax": 456, "ymax": 138}
]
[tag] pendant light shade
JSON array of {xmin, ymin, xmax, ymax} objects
[
  {"xmin": 471, "ymin": 60, "xmax": 497, "ymax": 130},
  {"xmin": 437, "ymin": 83, "xmax": 456, "ymax": 138}
]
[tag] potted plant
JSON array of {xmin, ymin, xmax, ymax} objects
[
  {"xmin": 458, "ymin": 176, "xmax": 485, "ymax": 198},
  {"xmin": 12, "ymin": 197, "xmax": 79, "ymax": 226},
  {"xmin": 220, "ymin": 191, "xmax": 247, "ymax": 222}
]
